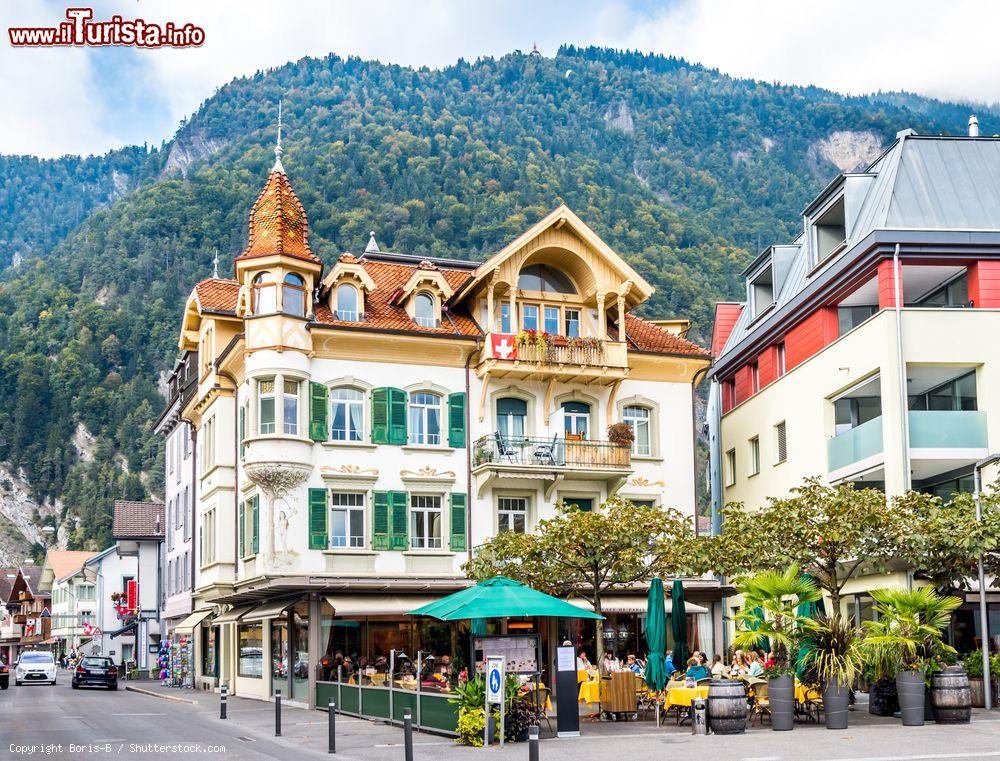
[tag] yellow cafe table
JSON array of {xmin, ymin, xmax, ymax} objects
[
  {"xmin": 795, "ymin": 682, "xmax": 821, "ymax": 703},
  {"xmin": 663, "ymin": 683, "xmax": 710, "ymax": 709},
  {"xmin": 578, "ymin": 679, "xmax": 601, "ymax": 705}
]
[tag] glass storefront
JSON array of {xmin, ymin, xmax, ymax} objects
[
  {"xmin": 291, "ymin": 602, "xmax": 309, "ymax": 701},
  {"xmin": 201, "ymin": 625, "xmax": 218, "ymax": 678},
  {"xmin": 238, "ymin": 623, "xmax": 263, "ymax": 678},
  {"xmin": 271, "ymin": 617, "xmax": 288, "ymax": 696}
]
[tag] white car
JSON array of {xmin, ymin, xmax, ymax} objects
[{"xmin": 15, "ymin": 651, "xmax": 57, "ymax": 686}]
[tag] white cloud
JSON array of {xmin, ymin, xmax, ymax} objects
[{"xmin": 3, "ymin": 0, "xmax": 999, "ymax": 158}]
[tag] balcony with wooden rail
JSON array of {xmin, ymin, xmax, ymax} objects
[{"xmin": 477, "ymin": 332, "xmax": 629, "ymax": 385}]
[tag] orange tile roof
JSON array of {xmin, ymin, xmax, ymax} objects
[
  {"xmin": 314, "ymin": 259, "xmax": 481, "ymax": 337},
  {"xmin": 235, "ymin": 170, "xmax": 321, "ymax": 266},
  {"xmin": 195, "ymin": 278, "xmax": 240, "ymax": 313},
  {"xmin": 609, "ymin": 314, "xmax": 711, "ymax": 358},
  {"xmin": 46, "ymin": 551, "xmax": 99, "ymax": 582}
]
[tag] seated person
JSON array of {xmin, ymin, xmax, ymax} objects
[
  {"xmin": 746, "ymin": 651, "xmax": 764, "ymax": 677},
  {"xmin": 576, "ymin": 651, "xmax": 591, "ymax": 670},
  {"xmin": 684, "ymin": 656, "xmax": 709, "ymax": 680},
  {"xmin": 625, "ymin": 654, "xmax": 642, "ymax": 674},
  {"xmin": 710, "ymin": 654, "xmax": 728, "ymax": 678},
  {"xmin": 663, "ymin": 652, "xmax": 675, "ymax": 677}
]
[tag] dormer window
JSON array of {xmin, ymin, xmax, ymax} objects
[
  {"xmin": 282, "ymin": 273, "xmax": 306, "ymax": 317},
  {"xmin": 813, "ymin": 196, "xmax": 847, "ymax": 265},
  {"xmin": 749, "ymin": 265, "xmax": 774, "ymax": 318},
  {"xmin": 414, "ymin": 292, "xmax": 438, "ymax": 328},
  {"xmin": 336, "ymin": 284, "xmax": 360, "ymax": 322},
  {"xmin": 252, "ymin": 272, "xmax": 277, "ymax": 315}
]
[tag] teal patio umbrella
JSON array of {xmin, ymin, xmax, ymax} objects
[
  {"xmin": 644, "ymin": 578, "xmax": 668, "ymax": 692},
  {"xmin": 409, "ymin": 576, "xmax": 603, "ymax": 621},
  {"xmin": 670, "ymin": 579, "xmax": 689, "ymax": 667},
  {"xmin": 747, "ymin": 606, "xmax": 771, "ymax": 654},
  {"xmin": 795, "ymin": 574, "xmax": 826, "ymax": 679}
]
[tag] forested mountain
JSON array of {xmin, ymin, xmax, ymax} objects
[{"xmin": 0, "ymin": 45, "xmax": 992, "ymax": 558}]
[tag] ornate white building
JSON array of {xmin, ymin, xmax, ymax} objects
[{"xmin": 171, "ymin": 145, "xmax": 714, "ymax": 709}]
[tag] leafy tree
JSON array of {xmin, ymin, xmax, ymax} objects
[
  {"xmin": 715, "ymin": 478, "xmax": 907, "ymax": 612},
  {"xmin": 464, "ymin": 496, "xmax": 705, "ymax": 661}
]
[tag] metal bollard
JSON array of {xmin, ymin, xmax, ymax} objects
[
  {"xmin": 275, "ymin": 689, "xmax": 282, "ymax": 737},
  {"xmin": 403, "ymin": 708, "xmax": 414, "ymax": 761},
  {"xmin": 691, "ymin": 698, "xmax": 708, "ymax": 735},
  {"xmin": 220, "ymin": 682, "xmax": 228, "ymax": 720},
  {"xmin": 328, "ymin": 699, "xmax": 336, "ymax": 754},
  {"xmin": 528, "ymin": 725, "xmax": 539, "ymax": 761}
]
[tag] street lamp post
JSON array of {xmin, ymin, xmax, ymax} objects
[{"xmin": 973, "ymin": 453, "xmax": 999, "ymax": 711}]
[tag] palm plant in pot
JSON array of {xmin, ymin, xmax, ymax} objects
[
  {"xmin": 733, "ymin": 564, "xmax": 821, "ymax": 731},
  {"xmin": 862, "ymin": 587, "xmax": 961, "ymax": 727},
  {"xmin": 801, "ymin": 615, "xmax": 863, "ymax": 729}
]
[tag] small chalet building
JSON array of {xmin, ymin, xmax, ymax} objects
[{"xmin": 171, "ymin": 141, "xmax": 713, "ymax": 707}]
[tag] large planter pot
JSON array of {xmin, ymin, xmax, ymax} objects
[
  {"xmin": 930, "ymin": 667, "xmax": 971, "ymax": 724},
  {"xmin": 707, "ymin": 679, "xmax": 747, "ymax": 735},
  {"xmin": 869, "ymin": 677, "xmax": 899, "ymax": 716},
  {"xmin": 822, "ymin": 679, "xmax": 850, "ymax": 729},
  {"xmin": 896, "ymin": 670, "xmax": 926, "ymax": 726},
  {"xmin": 968, "ymin": 677, "xmax": 1000, "ymax": 708},
  {"xmin": 769, "ymin": 674, "xmax": 795, "ymax": 731}
]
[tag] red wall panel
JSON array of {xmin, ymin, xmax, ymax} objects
[
  {"xmin": 968, "ymin": 261, "xmax": 1000, "ymax": 307},
  {"xmin": 784, "ymin": 307, "xmax": 838, "ymax": 370},
  {"xmin": 712, "ymin": 303, "xmax": 744, "ymax": 357},
  {"xmin": 758, "ymin": 346, "xmax": 777, "ymax": 388},
  {"xmin": 733, "ymin": 364, "xmax": 753, "ymax": 406},
  {"xmin": 877, "ymin": 259, "xmax": 903, "ymax": 308}
]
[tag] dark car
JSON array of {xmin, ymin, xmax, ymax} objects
[
  {"xmin": 72, "ymin": 656, "xmax": 118, "ymax": 690},
  {"xmin": 0, "ymin": 658, "xmax": 8, "ymax": 689}
]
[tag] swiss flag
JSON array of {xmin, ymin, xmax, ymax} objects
[{"xmin": 491, "ymin": 333, "xmax": 517, "ymax": 360}]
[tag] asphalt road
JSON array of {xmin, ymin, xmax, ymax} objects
[{"xmin": 1, "ymin": 676, "xmax": 331, "ymax": 760}]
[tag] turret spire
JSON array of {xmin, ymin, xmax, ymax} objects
[
  {"xmin": 272, "ymin": 99, "xmax": 285, "ymax": 173},
  {"xmin": 212, "ymin": 248, "xmax": 219, "ymax": 279}
]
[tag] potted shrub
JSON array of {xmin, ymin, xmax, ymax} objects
[
  {"xmin": 862, "ymin": 587, "xmax": 961, "ymax": 727},
  {"xmin": 801, "ymin": 615, "xmax": 862, "ymax": 729},
  {"xmin": 607, "ymin": 422, "xmax": 635, "ymax": 449},
  {"xmin": 733, "ymin": 564, "xmax": 821, "ymax": 731},
  {"xmin": 865, "ymin": 648, "xmax": 900, "ymax": 717}
]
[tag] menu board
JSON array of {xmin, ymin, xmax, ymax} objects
[{"xmin": 474, "ymin": 635, "xmax": 539, "ymax": 675}]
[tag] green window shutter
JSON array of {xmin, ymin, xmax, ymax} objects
[
  {"xmin": 308, "ymin": 488, "xmax": 328, "ymax": 549},
  {"xmin": 371, "ymin": 388, "xmax": 389, "ymax": 444},
  {"xmin": 390, "ymin": 491, "xmax": 409, "ymax": 550},
  {"xmin": 238, "ymin": 501, "xmax": 245, "ymax": 557},
  {"xmin": 251, "ymin": 494, "xmax": 259, "ymax": 555},
  {"xmin": 372, "ymin": 491, "xmax": 391, "ymax": 550},
  {"xmin": 448, "ymin": 392, "xmax": 467, "ymax": 448},
  {"xmin": 239, "ymin": 406, "xmax": 247, "ymax": 459},
  {"xmin": 309, "ymin": 382, "xmax": 328, "ymax": 442},
  {"xmin": 449, "ymin": 492, "xmax": 467, "ymax": 552},
  {"xmin": 388, "ymin": 388, "xmax": 408, "ymax": 445}
]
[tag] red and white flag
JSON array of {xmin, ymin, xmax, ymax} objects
[{"xmin": 491, "ymin": 333, "xmax": 516, "ymax": 360}]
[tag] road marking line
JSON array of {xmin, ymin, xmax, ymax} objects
[
  {"xmin": 110, "ymin": 712, "xmax": 166, "ymax": 716},
  {"xmin": 816, "ymin": 753, "xmax": 1000, "ymax": 761}
]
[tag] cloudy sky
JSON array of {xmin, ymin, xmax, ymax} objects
[{"xmin": 3, "ymin": 0, "xmax": 997, "ymax": 158}]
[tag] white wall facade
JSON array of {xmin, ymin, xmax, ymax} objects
[{"xmin": 162, "ymin": 422, "xmax": 196, "ymax": 631}]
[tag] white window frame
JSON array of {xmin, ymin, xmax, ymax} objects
[
  {"xmin": 775, "ymin": 421, "xmax": 787, "ymax": 464},
  {"xmin": 329, "ymin": 491, "xmax": 366, "ymax": 549},
  {"xmin": 258, "ymin": 380, "xmax": 276, "ymax": 435},
  {"xmin": 748, "ymin": 436, "xmax": 760, "ymax": 477},
  {"xmin": 497, "ymin": 495, "xmax": 529, "ymax": 534},
  {"xmin": 409, "ymin": 391, "xmax": 443, "ymax": 446},
  {"xmin": 335, "ymin": 283, "xmax": 361, "ymax": 322},
  {"xmin": 330, "ymin": 387, "xmax": 365, "ymax": 443},
  {"xmin": 410, "ymin": 493, "xmax": 443, "ymax": 550},
  {"xmin": 725, "ymin": 448, "xmax": 737, "ymax": 487},
  {"xmin": 282, "ymin": 379, "xmax": 300, "ymax": 436},
  {"xmin": 622, "ymin": 405, "xmax": 651, "ymax": 456},
  {"xmin": 413, "ymin": 292, "xmax": 437, "ymax": 328}
]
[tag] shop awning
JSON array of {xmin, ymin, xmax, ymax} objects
[
  {"xmin": 174, "ymin": 608, "xmax": 214, "ymax": 634},
  {"xmin": 242, "ymin": 598, "xmax": 297, "ymax": 622},
  {"xmin": 325, "ymin": 595, "xmax": 441, "ymax": 617},
  {"xmin": 566, "ymin": 596, "xmax": 709, "ymax": 615},
  {"xmin": 213, "ymin": 604, "xmax": 255, "ymax": 625}
]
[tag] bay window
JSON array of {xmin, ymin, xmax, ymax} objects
[
  {"xmin": 282, "ymin": 273, "xmax": 306, "ymax": 317},
  {"xmin": 283, "ymin": 380, "xmax": 299, "ymax": 435},
  {"xmin": 252, "ymin": 272, "xmax": 277, "ymax": 315},
  {"xmin": 259, "ymin": 380, "xmax": 276, "ymax": 434}
]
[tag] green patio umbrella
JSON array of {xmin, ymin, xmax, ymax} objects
[
  {"xmin": 747, "ymin": 606, "xmax": 771, "ymax": 654},
  {"xmin": 409, "ymin": 576, "xmax": 603, "ymax": 621},
  {"xmin": 644, "ymin": 578, "xmax": 668, "ymax": 693},
  {"xmin": 670, "ymin": 579, "xmax": 689, "ymax": 667},
  {"xmin": 795, "ymin": 573, "xmax": 826, "ymax": 678}
]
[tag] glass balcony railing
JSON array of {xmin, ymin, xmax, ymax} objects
[
  {"xmin": 827, "ymin": 415, "xmax": 884, "ymax": 472},
  {"xmin": 908, "ymin": 410, "xmax": 988, "ymax": 449}
]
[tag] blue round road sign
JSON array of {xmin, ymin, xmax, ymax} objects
[{"xmin": 489, "ymin": 668, "xmax": 501, "ymax": 694}]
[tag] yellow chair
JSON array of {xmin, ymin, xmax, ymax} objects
[{"xmin": 750, "ymin": 679, "xmax": 771, "ymax": 725}]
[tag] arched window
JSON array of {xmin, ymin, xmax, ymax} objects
[
  {"xmin": 252, "ymin": 272, "xmax": 277, "ymax": 315},
  {"xmin": 623, "ymin": 405, "xmax": 651, "ymax": 456},
  {"xmin": 517, "ymin": 264, "xmax": 577, "ymax": 294},
  {"xmin": 282, "ymin": 272, "xmax": 306, "ymax": 317},
  {"xmin": 496, "ymin": 397, "xmax": 527, "ymax": 440},
  {"xmin": 330, "ymin": 387, "xmax": 364, "ymax": 442},
  {"xmin": 335, "ymin": 284, "xmax": 360, "ymax": 322},
  {"xmin": 414, "ymin": 292, "xmax": 437, "ymax": 328},
  {"xmin": 561, "ymin": 401, "xmax": 590, "ymax": 438}
]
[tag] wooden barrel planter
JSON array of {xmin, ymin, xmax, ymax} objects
[
  {"xmin": 930, "ymin": 667, "xmax": 971, "ymax": 725},
  {"xmin": 708, "ymin": 679, "xmax": 747, "ymax": 735}
]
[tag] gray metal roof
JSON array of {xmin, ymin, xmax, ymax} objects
[{"xmin": 717, "ymin": 133, "xmax": 1000, "ymax": 360}]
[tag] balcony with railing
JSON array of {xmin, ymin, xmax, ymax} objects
[
  {"xmin": 477, "ymin": 332, "xmax": 629, "ymax": 385},
  {"xmin": 471, "ymin": 432, "xmax": 632, "ymax": 496},
  {"xmin": 827, "ymin": 415, "xmax": 884, "ymax": 473}
]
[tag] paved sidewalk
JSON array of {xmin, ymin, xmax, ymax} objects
[{"xmin": 125, "ymin": 682, "xmax": 1000, "ymax": 761}]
